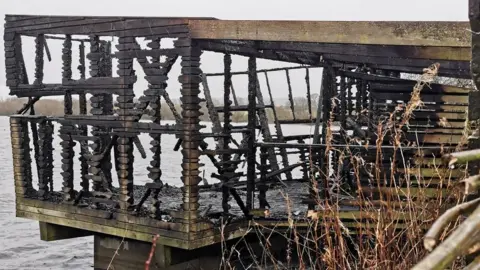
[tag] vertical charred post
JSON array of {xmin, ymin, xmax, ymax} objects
[
  {"xmin": 62, "ymin": 35, "xmax": 72, "ymax": 81},
  {"xmin": 339, "ymin": 75, "xmax": 347, "ymax": 133},
  {"xmin": 60, "ymin": 90, "xmax": 75, "ymax": 201},
  {"xmin": 176, "ymin": 37, "xmax": 202, "ymax": 222},
  {"xmin": 115, "ymin": 36, "xmax": 137, "ymax": 211},
  {"xmin": 305, "ymin": 68, "xmax": 313, "ymax": 120},
  {"xmin": 34, "ymin": 34, "xmax": 45, "ymax": 85},
  {"xmin": 246, "ymin": 56, "xmax": 257, "ymax": 210},
  {"xmin": 222, "ymin": 54, "xmax": 232, "ymax": 169},
  {"xmin": 78, "ymin": 41, "xmax": 89, "ymax": 192},
  {"xmin": 221, "ymin": 54, "xmax": 233, "ymax": 214},
  {"xmin": 321, "ymin": 66, "xmax": 336, "ymax": 200},
  {"xmin": 258, "ymin": 146, "xmax": 268, "ymax": 209},
  {"xmin": 37, "ymin": 118, "xmax": 54, "ymax": 199},
  {"xmin": 99, "ymin": 41, "xmax": 113, "ymax": 188},
  {"xmin": 355, "ymin": 77, "xmax": 363, "ymax": 116},
  {"xmin": 285, "ymin": 69, "xmax": 296, "ymax": 120},
  {"xmin": 347, "ymin": 77, "xmax": 353, "ymax": 117},
  {"xmin": 145, "ymin": 37, "xmax": 165, "ymax": 218},
  {"xmin": 78, "ymin": 41, "xmax": 86, "ymax": 79},
  {"xmin": 11, "ymin": 117, "xmax": 33, "ymax": 196},
  {"xmin": 58, "ymin": 33, "xmax": 76, "ymax": 201},
  {"xmin": 88, "ymin": 35, "xmax": 106, "ymax": 193}
]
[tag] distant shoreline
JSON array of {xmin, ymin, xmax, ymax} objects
[{"xmin": 0, "ymin": 97, "xmax": 318, "ymax": 123}]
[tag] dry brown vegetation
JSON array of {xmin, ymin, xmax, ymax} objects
[{"xmin": 218, "ymin": 64, "xmax": 470, "ymax": 269}]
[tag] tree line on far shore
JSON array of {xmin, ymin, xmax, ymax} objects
[{"xmin": 0, "ymin": 95, "xmax": 319, "ymax": 123}]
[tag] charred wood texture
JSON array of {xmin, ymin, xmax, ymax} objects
[
  {"xmin": 3, "ymin": 15, "xmax": 477, "ymax": 255},
  {"xmin": 60, "ymin": 91, "xmax": 76, "ymax": 201},
  {"xmin": 176, "ymin": 37, "xmax": 202, "ymax": 221},
  {"xmin": 37, "ymin": 119, "xmax": 54, "ymax": 198},
  {"xmin": 62, "ymin": 34, "xmax": 72, "ymax": 81},
  {"xmin": 115, "ymin": 36, "xmax": 136, "ymax": 210},
  {"xmin": 10, "ymin": 117, "xmax": 33, "ymax": 196},
  {"xmin": 34, "ymin": 34, "xmax": 45, "ymax": 85},
  {"xmin": 247, "ymin": 56, "xmax": 257, "ymax": 210},
  {"xmin": 221, "ymin": 54, "xmax": 233, "ymax": 214}
]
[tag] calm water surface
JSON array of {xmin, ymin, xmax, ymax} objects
[{"xmin": 0, "ymin": 116, "xmax": 315, "ymax": 269}]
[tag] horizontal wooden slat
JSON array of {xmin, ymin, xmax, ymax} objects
[
  {"xmin": 404, "ymin": 133, "xmax": 465, "ymax": 144},
  {"xmin": 189, "ymin": 20, "xmax": 470, "ymax": 47},
  {"xmin": 399, "ymin": 168, "xmax": 466, "ymax": 178},
  {"xmin": 370, "ymin": 83, "xmax": 472, "ymax": 94},
  {"xmin": 371, "ymin": 92, "xmax": 469, "ymax": 104},
  {"xmin": 360, "ymin": 186, "xmax": 459, "ymax": 198}
]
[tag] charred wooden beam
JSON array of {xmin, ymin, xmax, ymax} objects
[
  {"xmin": 34, "ymin": 34, "xmax": 45, "ymax": 85},
  {"xmin": 246, "ymin": 56, "xmax": 257, "ymax": 210},
  {"xmin": 176, "ymin": 37, "xmax": 202, "ymax": 222},
  {"xmin": 197, "ymin": 40, "xmax": 320, "ymax": 66}
]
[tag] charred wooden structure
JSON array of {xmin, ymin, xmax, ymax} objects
[{"xmin": 4, "ymin": 14, "xmax": 478, "ymax": 269}]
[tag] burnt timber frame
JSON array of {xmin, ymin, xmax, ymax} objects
[{"xmin": 5, "ymin": 14, "xmax": 478, "ymax": 257}]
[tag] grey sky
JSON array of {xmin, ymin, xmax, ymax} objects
[{"xmin": 0, "ymin": 0, "xmax": 469, "ymax": 101}]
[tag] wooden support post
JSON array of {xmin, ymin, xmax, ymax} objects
[
  {"xmin": 37, "ymin": 119, "xmax": 54, "ymax": 199},
  {"xmin": 176, "ymin": 37, "xmax": 202, "ymax": 222},
  {"xmin": 34, "ymin": 34, "xmax": 45, "ymax": 85},
  {"xmin": 88, "ymin": 35, "xmax": 105, "ymax": 193},
  {"xmin": 247, "ymin": 56, "xmax": 257, "ymax": 210},
  {"xmin": 60, "ymin": 91, "xmax": 76, "ymax": 201},
  {"xmin": 115, "ymin": 36, "xmax": 137, "ymax": 210},
  {"xmin": 39, "ymin": 222, "xmax": 91, "ymax": 241},
  {"xmin": 78, "ymin": 40, "xmax": 88, "ymax": 194},
  {"xmin": 339, "ymin": 75, "xmax": 347, "ymax": 131},
  {"xmin": 221, "ymin": 54, "xmax": 233, "ymax": 214},
  {"xmin": 62, "ymin": 35, "xmax": 72, "ymax": 81},
  {"xmin": 11, "ymin": 117, "xmax": 33, "ymax": 196},
  {"xmin": 99, "ymin": 41, "xmax": 113, "ymax": 188}
]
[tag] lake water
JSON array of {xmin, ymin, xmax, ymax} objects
[{"xmin": 0, "ymin": 116, "xmax": 316, "ymax": 269}]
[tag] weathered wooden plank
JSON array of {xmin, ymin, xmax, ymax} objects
[
  {"xmin": 20, "ymin": 22, "xmax": 189, "ymax": 37},
  {"xmin": 39, "ymin": 221, "xmax": 93, "ymax": 241},
  {"xmin": 370, "ymin": 83, "xmax": 473, "ymax": 94},
  {"xmin": 323, "ymin": 53, "xmax": 469, "ymax": 70},
  {"xmin": 257, "ymin": 41, "xmax": 471, "ymax": 61},
  {"xmin": 371, "ymin": 92, "xmax": 469, "ymax": 104},
  {"xmin": 16, "ymin": 210, "xmax": 190, "ymax": 248},
  {"xmin": 16, "ymin": 202, "xmax": 190, "ymax": 237},
  {"xmin": 306, "ymin": 208, "xmax": 436, "ymax": 220},
  {"xmin": 5, "ymin": 17, "xmax": 87, "ymax": 29},
  {"xmin": 189, "ymin": 20, "xmax": 470, "ymax": 47},
  {"xmin": 404, "ymin": 133, "xmax": 465, "ymax": 144},
  {"xmin": 399, "ymin": 168, "xmax": 466, "ymax": 178},
  {"xmin": 5, "ymin": 18, "xmax": 124, "ymax": 33}
]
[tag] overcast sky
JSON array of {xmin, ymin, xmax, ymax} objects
[{"xmin": 0, "ymin": 0, "xmax": 470, "ymax": 101}]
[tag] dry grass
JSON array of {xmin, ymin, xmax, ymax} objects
[{"xmin": 219, "ymin": 64, "xmax": 469, "ymax": 269}]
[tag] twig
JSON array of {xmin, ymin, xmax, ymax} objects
[{"xmin": 424, "ymin": 197, "xmax": 480, "ymax": 251}]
